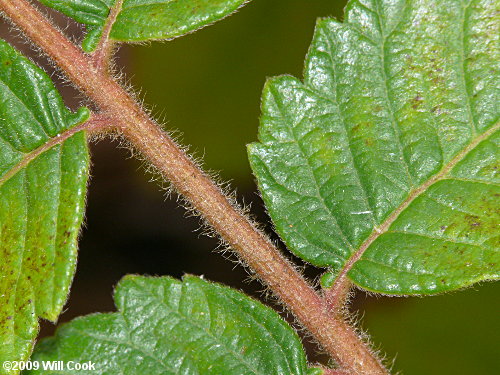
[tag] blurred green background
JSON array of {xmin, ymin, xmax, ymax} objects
[{"xmin": 3, "ymin": 0, "xmax": 498, "ymax": 374}]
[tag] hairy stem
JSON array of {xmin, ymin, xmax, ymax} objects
[
  {"xmin": 324, "ymin": 277, "xmax": 352, "ymax": 315},
  {"xmin": 91, "ymin": 0, "xmax": 123, "ymax": 72},
  {"xmin": 323, "ymin": 370, "xmax": 351, "ymax": 375},
  {"xmin": 0, "ymin": 1, "xmax": 388, "ymax": 373}
]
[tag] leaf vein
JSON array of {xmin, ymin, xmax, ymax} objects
[{"xmin": 269, "ymin": 85, "xmax": 356, "ymax": 251}]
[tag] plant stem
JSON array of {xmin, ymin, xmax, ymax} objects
[
  {"xmin": 0, "ymin": 1, "xmax": 388, "ymax": 373},
  {"xmin": 324, "ymin": 277, "xmax": 352, "ymax": 315},
  {"xmin": 323, "ymin": 369, "xmax": 351, "ymax": 375},
  {"xmin": 91, "ymin": 0, "xmax": 123, "ymax": 72}
]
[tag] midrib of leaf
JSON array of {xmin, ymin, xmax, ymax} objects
[
  {"xmin": 0, "ymin": 121, "xmax": 89, "ymax": 189},
  {"xmin": 100, "ymin": 0, "xmax": 123, "ymax": 45},
  {"xmin": 330, "ymin": 0, "xmax": 493, "ymax": 288},
  {"xmin": 333, "ymin": 120, "xmax": 499, "ymax": 288}
]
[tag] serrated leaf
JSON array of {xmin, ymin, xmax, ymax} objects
[
  {"xmin": 27, "ymin": 275, "xmax": 312, "ymax": 375},
  {"xmin": 248, "ymin": 0, "xmax": 499, "ymax": 295},
  {"xmin": 0, "ymin": 39, "xmax": 90, "ymax": 371},
  {"xmin": 39, "ymin": 0, "xmax": 249, "ymax": 52}
]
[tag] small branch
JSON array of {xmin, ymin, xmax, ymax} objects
[
  {"xmin": 90, "ymin": 0, "xmax": 123, "ymax": 72},
  {"xmin": 0, "ymin": 112, "xmax": 112, "ymax": 188},
  {"xmin": 86, "ymin": 112, "xmax": 116, "ymax": 136},
  {"xmin": 324, "ymin": 277, "xmax": 352, "ymax": 315},
  {"xmin": 0, "ymin": 1, "xmax": 388, "ymax": 374}
]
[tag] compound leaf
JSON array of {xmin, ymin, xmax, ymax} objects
[
  {"xmin": 39, "ymin": 0, "xmax": 249, "ymax": 52},
  {"xmin": 28, "ymin": 275, "xmax": 314, "ymax": 375},
  {"xmin": 248, "ymin": 0, "xmax": 499, "ymax": 294},
  {"xmin": 0, "ymin": 39, "xmax": 89, "ymax": 371}
]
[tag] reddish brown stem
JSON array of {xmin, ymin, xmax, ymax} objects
[
  {"xmin": 324, "ymin": 277, "xmax": 352, "ymax": 315},
  {"xmin": 90, "ymin": 0, "xmax": 123, "ymax": 72},
  {"xmin": 323, "ymin": 369, "xmax": 351, "ymax": 375},
  {"xmin": 0, "ymin": 1, "xmax": 388, "ymax": 374}
]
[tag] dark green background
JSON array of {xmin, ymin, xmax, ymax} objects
[{"xmin": 2, "ymin": 1, "xmax": 498, "ymax": 374}]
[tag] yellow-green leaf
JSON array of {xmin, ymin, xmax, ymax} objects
[
  {"xmin": 248, "ymin": 0, "xmax": 499, "ymax": 295},
  {"xmin": 27, "ymin": 275, "xmax": 313, "ymax": 375},
  {"xmin": 0, "ymin": 39, "xmax": 89, "ymax": 372}
]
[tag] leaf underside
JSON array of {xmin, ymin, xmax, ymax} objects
[
  {"xmin": 39, "ymin": 0, "xmax": 249, "ymax": 52},
  {"xmin": 28, "ymin": 275, "xmax": 313, "ymax": 375},
  {"xmin": 248, "ymin": 0, "xmax": 499, "ymax": 294},
  {"xmin": 0, "ymin": 39, "xmax": 89, "ymax": 371}
]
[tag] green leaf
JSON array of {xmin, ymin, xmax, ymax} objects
[
  {"xmin": 248, "ymin": 0, "xmax": 499, "ymax": 295},
  {"xmin": 28, "ymin": 275, "xmax": 311, "ymax": 375},
  {"xmin": 39, "ymin": 0, "xmax": 249, "ymax": 52},
  {"xmin": 0, "ymin": 39, "xmax": 90, "ymax": 371}
]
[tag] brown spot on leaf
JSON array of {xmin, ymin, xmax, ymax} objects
[
  {"xmin": 352, "ymin": 121, "xmax": 372, "ymax": 133},
  {"xmin": 431, "ymin": 106, "xmax": 442, "ymax": 115},
  {"xmin": 364, "ymin": 138, "xmax": 374, "ymax": 146},
  {"xmin": 412, "ymin": 94, "xmax": 423, "ymax": 109},
  {"xmin": 464, "ymin": 214, "xmax": 481, "ymax": 229}
]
